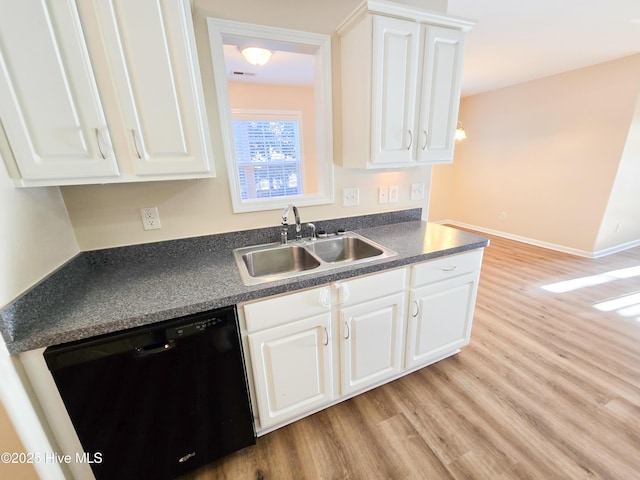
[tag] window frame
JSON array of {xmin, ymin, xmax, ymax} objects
[{"xmin": 207, "ymin": 18, "xmax": 334, "ymax": 213}]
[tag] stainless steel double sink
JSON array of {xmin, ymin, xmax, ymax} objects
[{"xmin": 233, "ymin": 231, "xmax": 396, "ymax": 286}]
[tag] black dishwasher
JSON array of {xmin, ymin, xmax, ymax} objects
[{"xmin": 44, "ymin": 306, "xmax": 255, "ymax": 480}]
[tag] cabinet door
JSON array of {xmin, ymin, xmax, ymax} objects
[
  {"xmin": 416, "ymin": 25, "xmax": 465, "ymax": 164},
  {"xmin": 0, "ymin": 0, "xmax": 118, "ymax": 181},
  {"xmin": 406, "ymin": 272, "xmax": 478, "ymax": 368},
  {"xmin": 340, "ymin": 292, "xmax": 405, "ymax": 395},
  {"xmin": 94, "ymin": 0, "xmax": 213, "ymax": 175},
  {"xmin": 248, "ymin": 313, "xmax": 333, "ymax": 429},
  {"xmin": 370, "ymin": 15, "xmax": 420, "ymax": 165}
]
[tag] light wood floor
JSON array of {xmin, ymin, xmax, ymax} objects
[{"xmin": 183, "ymin": 233, "xmax": 640, "ymax": 480}]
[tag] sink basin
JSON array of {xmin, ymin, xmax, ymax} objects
[
  {"xmin": 310, "ymin": 236, "xmax": 383, "ymax": 263},
  {"xmin": 242, "ymin": 245, "xmax": 320, "ymax": 278},
  {"xmin": 233, "ymin": 231, "xmax": 396, "ymax": 286}
]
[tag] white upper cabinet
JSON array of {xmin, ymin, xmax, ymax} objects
[
  {"xmin": 370, "ymin": 16, "xmax": 420, "ymax": 165},
  {"xmin": 0, "ymin": 0, "xmax": 119, "ymax": 181},
  {"xmin": 93, "ymin": 0, "xmax": 213, "ymax": 176},
  {"xmin": 417, "ymin": 25, "xmax": 466, "ymax": 163},
  {"xmin": 0, "ymin": 0, "xmax": 214, "ymax": 186},
  {"xmin": 339, "ymin": 1, "xmax": 474, "ymax": 168}
]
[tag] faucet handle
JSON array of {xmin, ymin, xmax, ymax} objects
[
  {"xmin": 307, "ymin": 223, "xmax": 317, "ymax": 241},
  {"xmin": 282, "ymin": 203, "xmax": 293, "ymax": 224}
]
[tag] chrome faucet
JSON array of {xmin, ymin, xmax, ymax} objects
[{"xmin": 281, "ymin": 204, "xmax": 301, "ymax": 244}]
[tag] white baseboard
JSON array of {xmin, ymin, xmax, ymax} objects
[
  {"xmin": 432, "ymin": 220, "xmax": 639, "ymax": 258},
  {"xmin": 592, "ymin": 238, "xmax": 640, "ymax": 258}
]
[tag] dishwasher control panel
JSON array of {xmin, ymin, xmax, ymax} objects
[{"xmin": 166, "ymin": 316, "xmax": 225, "ymax": 340}]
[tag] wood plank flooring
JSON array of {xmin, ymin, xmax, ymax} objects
[{"xmin": 181, "ymin": 233, "xmax": 640, "ymax": 480}]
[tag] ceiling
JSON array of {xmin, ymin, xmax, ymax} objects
[
  {"xmin": 447, "ymin": 0, "xmax": 640, "ymax": 96},
  {"xmin": 221, "ymin": 0, "xmax": 640, "ymax": 95},
  {"xmin": 223, "ymin": 44, "xmax": 314, "ymax": 86}
]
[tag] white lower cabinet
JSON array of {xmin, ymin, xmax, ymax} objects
[
  {"xmin": 241, "ymin": 249, "xmax": 483, "ymax": 433},
  {"xmin": 406, "ymin": 249, "xmax": 483, "ymax": 368},
  {"xmin": 406, "ymin": 273, "xmax": 478, "ymax": 368},
  {"xmin": 340, "ymin": 292, "xmax": 405, "ymax": 395},
  {"xmin": 248, "ymin": 313, "xmax": 333, "ymax": 430}
]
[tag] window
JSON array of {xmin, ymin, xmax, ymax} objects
[
  {"xmin": 232, "ymin": 110, "xmax": 303, "ymax": 200},
  {"xmin": 207, "ymin": 19, "xmax": 334, "ymax": 213}
]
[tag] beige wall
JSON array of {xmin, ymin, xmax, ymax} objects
[
  {"xmin": 0, "ymin": 157, "xmax": 78, "ymax": 479},
  {"xmin": 430, "ymin": 54, "xmax": 640, "ymax": 254},
  {"xmin": 0, "ymin": 400, "xmax": 38, "ymax": 480},
  {"xmin": 61, "ymin": 0, "xmax": 440, "ymax": 251},
  {"xmin": 0, "ymin": 1, "xmax": 437, "ymax": 472},
  {"xmin": 0, "ymin": 175, "xmax": 79, "ymax": 308}
]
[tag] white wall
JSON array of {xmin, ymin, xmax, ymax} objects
[{"xmin": 594, "ymin": 90, "xmax": 640, "ymax": 253}]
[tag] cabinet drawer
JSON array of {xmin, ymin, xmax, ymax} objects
[
  {"xmin": 243, "ymin": 286, "xmax": 332, "ymax": 332},
  {"xmin": 339, "ymin": 268, "xmax": 407, "ymax": 306},
  {"xmin": 411, "ymin": 249, "xmax": 483, "ymax": 286}
]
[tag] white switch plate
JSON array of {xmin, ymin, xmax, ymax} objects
[
  {"xmin": 410, "ymin": 183, "xmax": 425, "ymax": 201},
  {"xmin": 140, "ymin": 206, "xmax": 161, "ymax": 230},
  {"xmin": 343, "ymin": 187, "xmax": 359, "ymax": 207},
  {"xmin": 389, "ymin": 185, "xmax": 399, "ymax": 203},
  {"xmin": 378, "ymin": 186, "xmax": 389, "ymax": 204}
]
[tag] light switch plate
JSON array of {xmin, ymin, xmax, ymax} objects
[
  {"xmin": 343, "ymin": 187, "xmax": 359, "ymax": 207},
  {"xmin": 410, "ymin": 183, "xmax": 425, "ymax": 201},
  {"xmin": 389, "ymin": 185, "xmax": 399, "ymax": 203}
]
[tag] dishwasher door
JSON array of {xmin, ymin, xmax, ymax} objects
[{"xmin": 44, "ymin": 306, "xmax": 255, "ymax": 480}]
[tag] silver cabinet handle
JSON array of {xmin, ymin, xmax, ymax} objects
[
  {"xmin": 422, "ymin": 130, "xmax": 428, "ymax": 150},
  {"xmin": 407, "ymin": 130, "xmax": 413, "ymax": 150},
  {"xmin": 132, "ymin": 129, "xmax": 142, "ymax": 159},
  {"xmin": 344, "ymin": 320, "xmax": 350, "ymax": 339},
  {"xmin": 323, "ymin": 327, "xmax": 329, "ymax": 346},
  {"xmin": 95, "ymin": 128, "xmax": 106, "ymax": 159},
  {"xmin": 442, "ymin": 266, "xmax": 457, "ymax": 272},
  {"xmin": 413, "ymin": 300, "xmax": 419, "ymax": 318}
]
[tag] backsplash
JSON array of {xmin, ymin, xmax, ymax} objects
[
  {"xmin": 0, "ymin": 208, "xmax": 421, "ymax": 345},
  {"xmin": 83, "ymin": 208, "xmax": 422, "ymax": 268}
]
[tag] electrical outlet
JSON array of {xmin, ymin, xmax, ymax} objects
[
  {"xmin": 343, "ymin": 187, "xmax": 359, "ymax": 207},
  {"xmin": 140, "ymin": 206, "xmax": 161, "ymax": 230},
  {"xmin": 389, "ymin": 185, "xmax": 399, "ymax": 203},
  {"xmin": 378, "ymin": 186, "xmax": 389, "ymax": 204},
  {"xmin": 410, "ymin": 183, "xmax": 425, "ymax": 201}
]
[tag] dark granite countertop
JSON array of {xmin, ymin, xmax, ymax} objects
[{"xmin": 0, "ymin": 210, "xmax": 488, "ymax": 354}]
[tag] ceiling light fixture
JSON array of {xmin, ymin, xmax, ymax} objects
[
  {"xmin": 455, "ymin": 121, "xmax": 467, "ymax": 141},
  {"xmin": 240, "ymin": 47, "xmax": 272, "ymax": 66}
]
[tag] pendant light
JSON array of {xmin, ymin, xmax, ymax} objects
[{"xmin": 455, "ymin": 121, "xmax": 467, "ymax": 141}]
